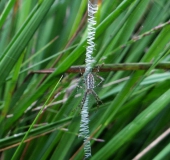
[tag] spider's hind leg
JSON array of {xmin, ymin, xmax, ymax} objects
[
  {"xmin": 80, "ymin": 91, "xmax": 88, "ymax": 109},
  {"xmin": 91, "ymin": 89, "xmax": 103, "ymax": 109}
]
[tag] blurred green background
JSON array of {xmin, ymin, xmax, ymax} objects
[{"xmin": 0, "ymin": 0, "xmax": 170, "ymax": 159}]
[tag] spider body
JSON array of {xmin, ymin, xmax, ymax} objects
[
  {"xmin": 86, "ymin": 73, "xmax": 95, "ymax": 90},
  {"xmin": 81, "ymin": 72, "xmax": 104, "ymax": 108}
]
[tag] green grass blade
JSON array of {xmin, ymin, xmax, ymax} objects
[
  {"xmin": 11, "ymin": 75, "xmax": 63, "ymax": 160},
  {"xmin": 92, "ymin": 88, "xmax": 170, "ymax": 159},
  {"xmin": 0, "ymin": 0, "xmax": 55, "ymax": 86},
  {"xmin": 0, "ymin": 0, "xmax": 17, "ymax": 29},
  {"xmin": 153, "ymin": 142, "xmax": 170, "ymax": 160}
]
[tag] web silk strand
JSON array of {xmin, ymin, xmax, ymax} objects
[
  {"xmin": 85, "ymin": 1, "xmax": 98, "ymax": 74},
  {"xmin": 79, "ymin": 1, "xmax": 98, "ymax": 159}
]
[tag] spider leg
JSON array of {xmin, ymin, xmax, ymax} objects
[
  {"xmin": 76, "ymin": 84, "xmax": 83, "ymax": 90},
  {"xmin": 91, "ymin": 89, "xmax": 102, "ymax": 108},
  {"xmin": 76, "ymin": 67, "xmax": 85, "ymax": 92},
  {"xmin": 79, "ymin": 67, "xmax": 86, "ymax": 85},
  {"xmin": 93, "ymin": 66, "xmax": 104, "ymax": 87},
  {"xmin": 73, "ymin": 91, "xmax": 88, "ymax": 113},
  {"xmin": 76, "ymin": 82, "xmax": 84, "ymax": 93},
  {"xmin": 81, "ymin": 91, "xmax": 88, "ymax": 109},
  {"xmin": 79, "ymin": 67, "xmax": 83, "ymax": 76},
  {"xmin": 95, "ymin": 74, "xmax": 104, "ymax": 87}
]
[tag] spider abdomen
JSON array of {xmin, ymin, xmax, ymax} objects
[{"xmin": 86, "ymin": 73, "xmax": 95, "ymax": 90}]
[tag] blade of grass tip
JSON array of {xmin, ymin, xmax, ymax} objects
[{"xmin": 11, "ymin": 75, "xmax": 63, "ymax": 160}]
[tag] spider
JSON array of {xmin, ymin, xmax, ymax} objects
[{"xmin": 81, "ymin": 72, "xmax": 104, "ymax": 108}]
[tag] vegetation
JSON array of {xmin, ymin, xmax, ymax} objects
[{"xmin": 0, "ymin": 0, "xmax": 170, "ymax": 159}]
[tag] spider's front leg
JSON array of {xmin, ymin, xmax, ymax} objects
[{"xmin": 95, "ymin": 74, "xmax": 104, "ymax": 87}]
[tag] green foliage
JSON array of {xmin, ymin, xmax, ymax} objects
[{"xmin": 0, "ymin": 0, "xmax": 170, "ymax": 159}]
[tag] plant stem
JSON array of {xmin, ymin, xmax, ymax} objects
[{"xmin": 32, "ymin": 62, "xmax": 170, "ymax": 74}]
